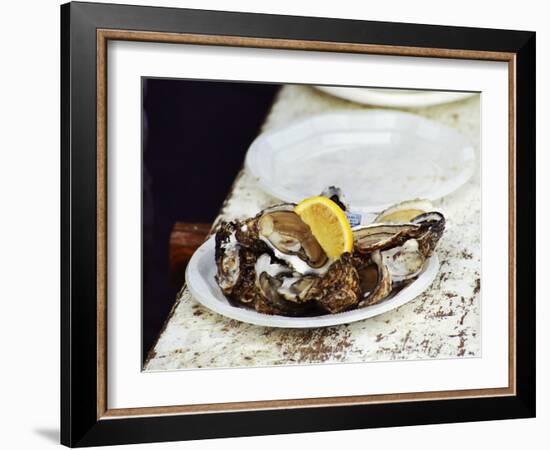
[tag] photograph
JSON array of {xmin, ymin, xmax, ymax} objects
[
  {"xmin": 57, "ymin": 1, "xmax": 536, "ymax": 446},
  {"xmin": 141, "ymin": 79, "xmax": 481, "ymax": 371}
]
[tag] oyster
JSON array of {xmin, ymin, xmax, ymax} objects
[
  {"xmin": 214, "ymin": 221, "xmax": 241, "ymax": 295},
  {"xmin": 375, "ymin": 199, "xmax": 435, "ymax": 223},
  {"xmin": 253, "ymin": 253, "xmax": 361, "ymax": 315},
  {"xmin": 353, "ymin": 223, "xmax": 424, "ymax": 254},
  {"xmin": 382, "ymin": 239, "xmax": 425, "ymax": 284},
  {"xmin": 254, "ymin": 254, "xmax": 316, "ymax": 304},
  {"xmin": 229, "ymin": 249, "xmax": 262, "ymax": 305},
  {"xmin": 258, "ymin": 209, "xmax": 328, "ymax": 269},
  {"xmin": 369, "ymin": 199, "xmax": 445, "ymax": 258},
  {"xmin": 215, "ymin": 221, "xmax": 261, "ymax": 305},
  {"xmin": 311, "ymin": 253, "xmax": 361, "ymax": 313},
  {"xmin": 354, "ymin": 251, "xmax": 392, "ymax": 307},
  {"xmin": 412, "ymin": 211, "xmax": 446, "ymax": 258},
  {"xmin": 236, "ymin": 204, "xmax": 330, "ymax": 275},
  {"xmin": 256, "ymin": 271, "xmax": 315, "ymax": 315},
  {"xmin": 352, "ymin": 201, "xmax": 445, "ymax": 296}
]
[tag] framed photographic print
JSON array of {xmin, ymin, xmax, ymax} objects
[{"xmin": 60, "ymin": 1, "xmax": 536, "ymax": 447}]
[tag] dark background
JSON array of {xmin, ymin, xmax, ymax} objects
[{"xmin": 142, "ymin": 78, "xmax": 280, "ymax": 363}]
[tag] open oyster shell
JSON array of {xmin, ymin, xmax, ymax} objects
[
  {"xmin": 411, "ymin": 211, "xmax": 446, "ymax": 258},
  {"xmin": 352, "ymin": 223, "xmax": 424, "ymax": 254},
  {"xmin": 353, "ymin": 198, "xmax": 445, "ymax": 259},
  {"xmin": 352, "ymin": 200, "xmax": 445, "ymax": 299},
  {"xmin": 252, "ymin": 252, "xmax": 361, "ymax": 315},
  {"xmin": 214, "ymin": 221, "xmax": 241, "ymax": 295},
  {"xmin": 353, "ymin": 251, "xmax": 392, "ymax": 307},
  {"xmin": 214, "ymin": 221, "xmax": 261, "ymax": 304},
  {"xmin": 254, "ymin": 254, "xmax": 315, "ymax": 303},
  {"xmin": 374, "ymin": 199, "xmax": 435, "ymax": 223},
  {"xmin": 382, "ymin": 239, "xmax": 425, "ymax": 284},
  {"xmin": 235, "ymin": 204, "xmax": 331, "ymax": 275}
]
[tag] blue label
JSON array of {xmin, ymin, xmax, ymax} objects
[{"xmin": 345, "ymin": 211, "xmax": 362, "ymax": 227}]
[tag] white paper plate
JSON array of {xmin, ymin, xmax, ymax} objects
[
  {"xmin": 185, "ymin": 236, "xmax": 439, "ymax": 328},
  {"xmin": 316, "ymin": 86, "xmax": 476, "ymax": 108},
  {"xmin": 245, "ymin": 110, "xmax": 475, "ymax": 212}
]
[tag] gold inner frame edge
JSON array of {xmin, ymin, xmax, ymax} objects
[{"xmin": 95, "ymin": 28, "xmax": 517, "ymax": 420}]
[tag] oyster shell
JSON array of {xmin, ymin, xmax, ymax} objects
[
  {"xmin": 411, "ymin": 211, "xmax": 446, "ymax": 258},
  {"xmin": 214, "ymin": 222, "xmax": 241, "ymax": 295},
  {"xmin": 352, "ymin": 204, "xmax": 445, "ymax": 296},
  {"xmin": 253, "ymin": 253, "xmax": 361, "ymax": 315},
  {"xmin": 258, "ymin": 210, "xmax": 328, "ymax": 268},
  {"xmin": 353, "ymin": 202, "xmax": 445, "ymax": 258},
  {"xmin": 236, "ymin": 204, "xmax": 331, "ymax": 275},
  {"xmin": 256, "ymin": 271, "xmax": 315, "ymax": 316},
  {"xmin": 382, "ymin": 239, "xmax": 425, "ymax": 284},
  {"xmin": 215, "ymin": 222, "xmax": 261, "ymax": 305},
  {"xmin": 354, "ymin": 251, "xmax": 392, "ymax": 307},
  {"xmin": 230, "ymin": 249, "xmax": 262, "ymax": 305},
  {"xmin": 312, "ymin": 253, "xmax": 361, "ymax": 313},
  {"xmin": 352, "ymin": 223, "xmax": 424, "ymax": 254},
  {"xmin": 252, "ymin": 253, "xmax": 317, "ymax": 316},
  {"xmin": 374, "ymin": 199, "xmax": 434, "ymax": 223}
]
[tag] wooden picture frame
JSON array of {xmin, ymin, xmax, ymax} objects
[{"xmin": 61, "ymin": 1, "xmax": 535, "ymax": 446}]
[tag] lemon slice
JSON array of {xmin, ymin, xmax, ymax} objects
[{"xmin": 294, "ymin": 196, "xmax": 353, "ymax": 259}]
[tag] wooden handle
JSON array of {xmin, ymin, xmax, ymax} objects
[{"xmin": 169, "ymin": 222, "xmax": 211, "ymax": 288}]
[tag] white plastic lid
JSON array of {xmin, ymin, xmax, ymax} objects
[{"xmin": 245, "ymin": 110, "xmax": 475, "ymax": 212}]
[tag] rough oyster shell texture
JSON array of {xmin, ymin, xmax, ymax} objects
[{"xmin": 215, "ymin": 196, "xmax": 445, "ymax": 317}]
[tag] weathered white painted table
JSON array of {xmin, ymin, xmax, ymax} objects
[{"xmin": 145, "ymin": 86, "xmax": 481, "ymax": 370}]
